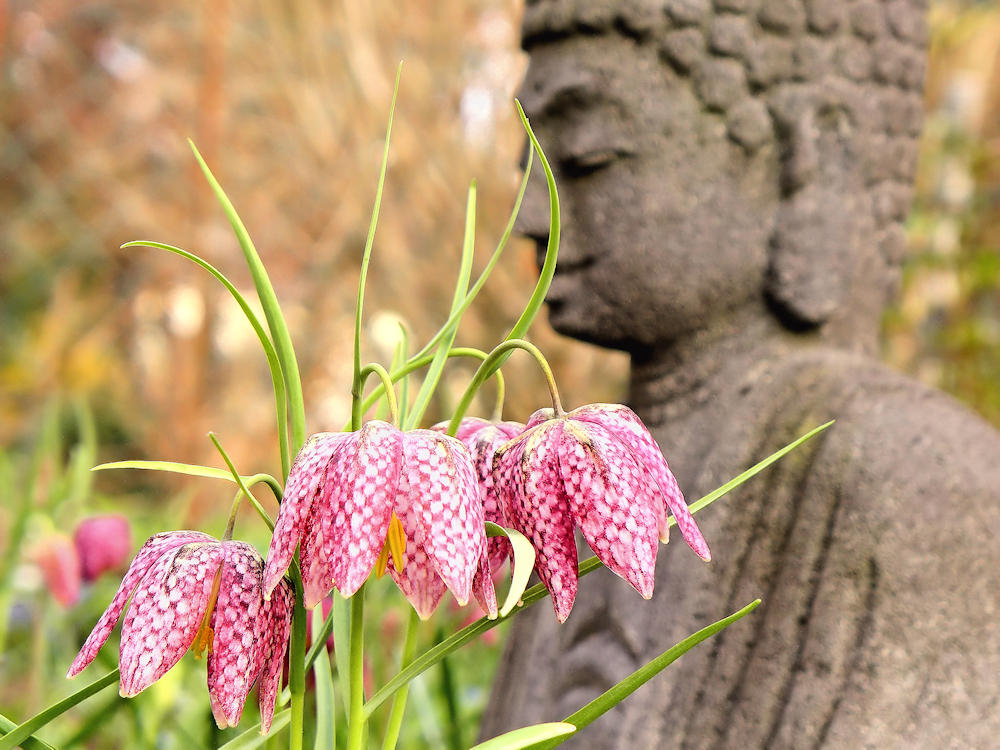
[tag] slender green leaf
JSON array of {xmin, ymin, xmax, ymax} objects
[
  {"xmin": 411, "ymin": 149, "xmax": 533, "ymax": 363},
  {"xmin": 446, "ymin": 103, "xmax": 560, "ymax": 427},
  {"xmin": 217, "ymin": 710, "xmax": 291, "ymax": 749},
  {"xmin": 405, "ymin": 181, "xmax": 477, "ymax": 429},
  {"xmin": 0, "ymin": 670, "xmax": 119, "ymax": 750},
  {"xmin": 188, "ymin": 141, "xmax": 306, "ymax": 459},
  {"xmin": 0, "ymin": 712, "xmax": 55, "ymax": 750},
  {"xmin": 352, "ymin": 63, "xmax": 402, "ymax": 430},
  {"xmin": 122, "ymin": 240, "xmax": 290, "ymax": 477},
  {"xmin": 469, "ymin": 723, "xmax": 576, "ymax": 750},
  {"xmin": 379, "ymin": 610, "xmax": 420, "ymax": 750},
  {"xmin": 331, "ymin": 592, "xmax": 353, "ymax": 718},
  {"xmin": 680, "ymin": 420, "xmax": 835, "ymax": 521},
  {"xmin": 485, "ymin": 522, "xmax": 536, "ymax": 617},
  {"xmin": 311, "ymin": 610, "xmax": 336, "ymax": 750}
]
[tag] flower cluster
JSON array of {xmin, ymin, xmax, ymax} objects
[{"xmin": 69, "ymin": 402, "xmax": 708, "ymax": 729}]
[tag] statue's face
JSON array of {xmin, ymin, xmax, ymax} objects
[{"xmin": 517, "ymin": 34, "xmax": 780, "ymax": 352}]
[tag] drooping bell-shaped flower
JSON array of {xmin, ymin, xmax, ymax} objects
[
  {"xmin": 433, "ymin": 417, "xmax": 525, "ymax": 618},
  {"xmin": 495, "ymin": 403, "xmax": 710, "ymax": 622},
  {"xmin": 262, "ymin": 421, "xmax": 490, "ymax": 619},
  {"xmin": 33, "ymin": 531, "xmax": 82, "ymax": 608},
  {"xmin": 68, "ymin": 531, "xmax": 294, "ymax": 732}
]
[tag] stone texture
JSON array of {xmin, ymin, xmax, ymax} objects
[{"xmin": 483, "ymin": 1, "xmax": 1000, "ymax": 748}]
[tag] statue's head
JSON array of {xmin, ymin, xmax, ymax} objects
[{"xmin": 515, "ymin": 0, "xmax": 927, "ymax": 354}]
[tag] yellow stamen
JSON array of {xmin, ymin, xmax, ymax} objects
[
  {"xmin": 191, "ymin": 564, "xmax": 224, "ymax": 659},
  {"xmin": 375, "ymin": 512, "xmax": 407, "ymax": 577}
]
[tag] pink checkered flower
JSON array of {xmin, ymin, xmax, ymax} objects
[
  {"xmin": 495, "ymin": 403, "xmax": 711, "ymax": 623},
  {"xmin": 262, "ymin": 421, "xmax": 489, "ymax": 619},
  {"xmin": 433, "ymin": 417, "xmax": 525, "ymax": 618},
  {"xmin": 68, "ymin": 531, "xmax": 294, "ymax": 732}
]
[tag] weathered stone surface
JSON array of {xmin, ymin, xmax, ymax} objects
[{"xmin": 486, "ymin": 1, "xmax": 1000, "ymax": 748}]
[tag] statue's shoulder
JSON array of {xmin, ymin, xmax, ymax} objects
[{"xmin": 770, "ymin": 347, "xmax": 1000, "ymax": 504}]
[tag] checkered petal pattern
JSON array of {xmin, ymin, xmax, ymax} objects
[
  {"xmin": 118, "ymin": 542, "xmax": 225, "ymax": 696},
  {"xmin": 69, "ymin": 533, "xmax": 295, "ymax": 734},
  {"xmin": 257, "ymin": 576, "xmax": 294, "ymax": 733},
  {"xmin": 496, "ymin": 422, "xmax": 580, "ymax": 622},
  {"xmin": 569, "ymin": 404, "xmax": 710, "ymax": 560},
  {"xmin": 494, "ymin": 404, "xmax": 712, "ymax": 622},
  {"xmin": 207, "ymin": 542, "xmax": 267, "ymax": 728},
  {"xmin": 388, "ymin": 430, "xmax": 485, "ymax": 618},
  {"xmin": 265, "ymin": 424, "xmax": 487, "ymax": 618},
  {"xmin": 263, "ymin": 432, "xmax": 350, "ymax": 598},
  {"xmin": 67, "ymin": 530, "xmax": 214, "ymax": 678}
]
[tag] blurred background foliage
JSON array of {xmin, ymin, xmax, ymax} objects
[{"xmin": 0, "ymin": 0, "xmax": 998, "ymax": 746}]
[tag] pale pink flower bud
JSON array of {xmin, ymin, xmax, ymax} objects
[{"xmin": 33, "ymin": 532, "xmax": 81, "ymax": 608}]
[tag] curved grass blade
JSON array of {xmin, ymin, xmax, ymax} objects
[
  {"xmin": 311, "ymin": 609, "xmax": 336, "ymax": 750},
  {"xmin": 362, "ymin": 422, "xmax": 831, "ymax": 717},
  {"xmin": 188, "ymin": 143, "xmax": 306, "ymax": 459},
  {"xmin": 0, "ymin": 712, "xmax": 55, "ymax": 750},
  {"xmin": 486, "ymin": 522, "xmax": 536, "ymax": 617},
  {"xmin": 404, "ymin": 181, "xmax": 477, "ymax": 429},
  {"xmin": 352, "ymin": 62, "xmax": 402, "ymax": 430},
  {"xmin": 122, "ymin": 240, "xmax": 290, "ymax": 477},
  {"xmin": 0, "ymin": 670, "xmax": 118, "ymax": 750},
  {"xmin": 469, "ymin": 723, "xmax": 575, "ymax": 750},
  {"xmin": 529, "ymin": 601, "xmax": 761, "ymax": 749},
  {"xmin": 411, "ymin": 149, "xmax": 534, "ymax": 362},
  {"xmin": 92, "ymin": 460, "xmax": 283, "ymax": 505}
]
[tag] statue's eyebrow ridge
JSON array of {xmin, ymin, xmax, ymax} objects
[{"xmin": 534, "ymin": 81, "xmax": 625, "ymax": 118}]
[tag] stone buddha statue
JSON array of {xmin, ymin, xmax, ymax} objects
[{"xmin": 480, "ymin": 1, "xmax": 1000, "ymax": 748}]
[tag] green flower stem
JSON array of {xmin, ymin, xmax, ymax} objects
[
  {"xmin": 446, "ymin": 339, "xmax": 563, "ymax": 436},
  {"xmin": 0, "ymin": 712, "xmax": 54, "ymax": 750},
  {"xmin": 379, "ymin": 609, "xmax": 420, "ymax": 750},
  {"xmin": 209, "ymin": 434, "xmax": 277, "ymax": 535},
  {"xmin": 353, "ymin": 64, "xmax": 402, "ymax": 431},
  {"xmin": 347, "ymin": 584, "xmax": 368, "ymax": 750},
  {"xmin": 360, "ymin": 363, "xmax": 400, "ymax": 427},
  {"xmin": 344, "ymin": 348, "xmax": 503, "ymax": 432},
  {"xmin": 288, "ymin": 572, "xmax": 308, "ymax": 750}
]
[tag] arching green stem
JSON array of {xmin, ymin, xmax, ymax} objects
[
  {"xmin": 447, "ymin": 339, "xmax": 563, "ymax": 436},
  {"xmin": 358, "ymin": 363, "xmax": 400, "ymax": 428}
]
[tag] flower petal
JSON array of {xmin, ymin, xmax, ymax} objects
[
  {"xmin": 118, "ymin": 542, "xmax": 224, "ymax": 697},
  {"xmin": 68, "ymin": 531, "xmax": 214, "ymax": 678},
  {"xmin": 399, "ymin": 431, "xmax": 484, "ymax": 608},
  {"xmin": 263, "ymin": 433, "xmax": 348, "ymax": 597},
  {"xmin": 258, "ymin": 577, "xmax": 294, "ymax": 734},
  {"xmin": 386, "ymin": 542, "xmax": 448, "ymax": 619},
  {"xmin": 298, "ymin": 437, "xmax": 351, "ymax": 609},
  {"xmin": 560, "ymin": 420, "xmax": 659, "ymax": 600},
  {"xmin": 207, "ymin": 542, "xmax": 265, "ymax": 729},
  {"xmin": 497, "ymin": 422, "xmax": 579, "ymax": 623},
  {"xmin": 326, "ymin": 421, "xmax": 402, "ymax": 599},
  {"xmin": 570, "ymin": 403, "xmax": 711, "ymax": 561},
  {"xmin": 471, "ymin": 544, "xmax": 499, "ymax": 619}
]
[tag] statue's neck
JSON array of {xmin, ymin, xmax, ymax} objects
[{"xmin": 627, "ymin": 308, "xmax": 797, "ymax": 426}]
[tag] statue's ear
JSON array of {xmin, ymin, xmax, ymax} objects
[{"xmin": 765, "ymin": 98, "xmax": 863, "ymax": 329}]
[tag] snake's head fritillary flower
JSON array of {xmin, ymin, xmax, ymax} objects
[
  {"xmin": 68, "ymin": 531, "xmax": 294, "ymax": 733},
  {"xmin": 74, "ymin": 515, "xmax": 132, "ymax": 582},
  {"xmin": 496, "ymin": 403, "xmax": 710, "ymax": 623},
  {"xmin": 262, "ymin": 421, "xmax": 488, "ymax": 620},
  {"xmin": 432, "ymin": 417, "xmax": 525, "ymax": 618}
]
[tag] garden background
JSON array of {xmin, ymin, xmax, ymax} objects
[{"xmin": 1, "ymin": 1, "xmax": 998, "ymax": 747}]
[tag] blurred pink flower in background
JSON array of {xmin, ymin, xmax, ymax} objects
[
  {"xmin": 73, "ymin": 514, "xmax": 132, "ymax": 582},
  {"xmin": 32, "ymin": 532, "xmax": 81, "ymax": 608}
]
